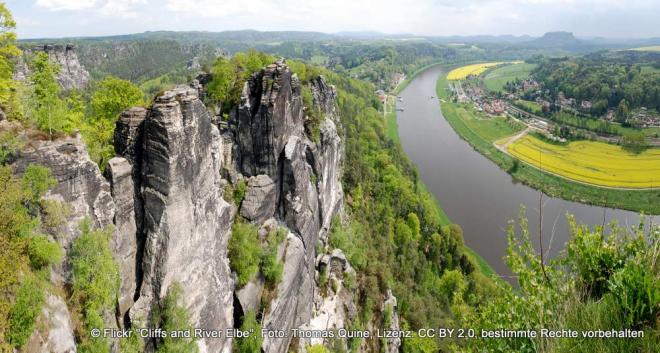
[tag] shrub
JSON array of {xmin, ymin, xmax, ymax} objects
[
  {"xmin": 7, "ymin": 276, "xmax": 44, "ymax": 348},
  {"xmin": 40, "ymin": 199, "xmax": 70, "ymax": 232},
  {"xmin": 233, "ymin": 179, "xmax": 247, "ymax": 205},
  {"xmin": 235, "ymin": 310, "xmax": 262, "ymax": 353},
  {"xmin": 228, "ymin": 222, "xmax": 261, "ymax": 287},
  {"xmin": 307, "ymin": 344, "xmax": 331, "ymax": 353},
  {"xmin": 27, "ymin": 234, "xmax": 62, "ymax": 269},
  {"xmin": 155, "ymin": 283, "xmax": 198, "ymax": 353},
  {"xmin": 70, "ymin": 220, "xmax": 119, "ymax": 353},
  {"xmin": 0, "ymin": 130, "xmax": 22, "ymax": 165},
  {"xmin": 260, "ymin": 227, "xmax": 286, "ymax": 287},
  {"xmin": 21, "ymin": 164, "xmax": 56, "ymax": 211},
  {"xmin": 607, "ymin": 259, "xmax": 658, "ymax": 328}
]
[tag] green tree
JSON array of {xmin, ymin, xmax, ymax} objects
[
  {"xmin": 85, "ymin": 76, "xmax": 143, "ymax": 169},
  {"xmin": 0, "ymin": 4, "xmax": 20, "ymax": 111},
  {"xmin": 7, "ymin": 276, "xmax": 44, "ymax": 348},
  {"xmin": 29, "ymin": 52, "xmax": 67, "ymax": 138},
  {"xmin": 70, "ymin": 220, "xmax": 119, "ymax": 353},
  {"xmin": 207, "ymin": 57, "xmax": 236, "ymax": 106},
  {"xmin": 616, "ymin": 99, "xmax": 629, "ymax": 124}
]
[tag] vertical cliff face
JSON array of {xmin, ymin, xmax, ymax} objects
[
  {"xmin": 14, "ymin": 44, "xmax": 90, "ymax": 90},
  {"xmin": 113, "ymin": 87, "xmax": 235, "ymax": 353},
  {"xmin": 11, "ymin": 134, "xmax": 114, "ymax": 353},
  {"xmin": 231, "ymin": 60, "xmax": 344, "ymax": 353}
]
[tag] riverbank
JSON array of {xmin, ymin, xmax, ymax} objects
[
  {"xmin": 384, "ymin": 62, "xmax": 501, "ymax": 281},
  {"xmin": 436, "ymin": 73, "xmax": 660, "ymax": 215}
]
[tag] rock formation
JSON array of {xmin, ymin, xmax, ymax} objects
[
  {"xmin": 119, "ymin": 87, "xmax": 236, "ymax": 353},
  {"xmin": 9, "ymin": 58, "xmax": 390, "ymax": 353},
  {"xmin": 14, "ymin": 44, "xmax": 90, "ymax": 90}
]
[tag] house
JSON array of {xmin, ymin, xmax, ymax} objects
[
  {"xmin": 580, "ymin": 100, "xmax": 592, "ymax": 111},
  {"xmin": 376, "ymin": 90, "xmax": 386, "ymax": 103}
]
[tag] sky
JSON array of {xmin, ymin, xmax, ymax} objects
[{"xmin": 7, "ymin": 0, "xmax": 660, "ymax": 39}]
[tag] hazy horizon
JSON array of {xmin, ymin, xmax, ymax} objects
[{"xmin": 7, "ymin": 0, "xmax": 660, "ymax": 40}]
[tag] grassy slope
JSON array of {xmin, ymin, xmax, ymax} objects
[
  {"xmin": 484, "ymin": 63, "xmax": 536, "ymax": 92},
  {"xmin": 437, "ymin": 74, "xmax": 660, "ymax": 214}
]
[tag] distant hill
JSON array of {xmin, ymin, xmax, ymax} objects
[{"xmin": 529, "ymin": 31, "xmax": 581, "ymax": 47}]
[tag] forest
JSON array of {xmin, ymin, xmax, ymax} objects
[{"xmin": 531, "ymin": 55, "xmax": 660, "ymax": 115}]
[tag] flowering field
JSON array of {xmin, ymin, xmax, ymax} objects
[
  {"xmin": 447, "ymin": 61, "xmax": 522, "ymax": 80},
  {"xmin": 507, "ymin": 135, "xmax": 660, "ymax": 188}
]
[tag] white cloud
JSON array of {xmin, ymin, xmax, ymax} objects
[
  {"xmin": 36, "ymin": 0, "xmax": 99, "ymax": 11},
  {"xmin": 99, "ymin": 0, "xmax": 146, "ymax": 19}
]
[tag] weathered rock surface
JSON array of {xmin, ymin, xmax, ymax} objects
[
  {"xmin": 310, "ymin": 76, "xmax": 338, "ymax": 118},
  {"xmin": 106, "ymin": 157, "xmax": 139, "ymax": 322},
  {"xmin": 263, "ymin": 232, "xmax": 315, "ymax": 353},
  {"xmin": 129, "ymin": 86, "xmax": 235, "ymax": 353},
  {"xmin": 13, "ymin": 135, "xmax": 115, "ymax": 252},
  {"xmin": 235, "ymin": 59, "xmax": 304, "ymax": 177},
  {"xmin": 15, "ymin": 44, "xmax": 90, "ymax": 90},
  {"xmin": 299, "ymin": 249, "xmax": 357, "ymax": 348},
  {"xmin": 382, "ymin": 290, "xmax": 402, "ymax": 353},
  {"xmin": 230, "ymin": 61, "xmax": 344, "ymax": 353},
  {"xmin": 240, "ymin": 174, "xmax": 277, "ymax": 224},
  {"xmin": 24, "ymin": 294, "xmax": 77, "ymax": 353}
]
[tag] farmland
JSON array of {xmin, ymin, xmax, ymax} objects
[
  {"xmin": 436, "ymin": 70, "xmax": 660, "ymax": 213},
  {"xmin": 631, "ymin": 45, "xmax": 660, "ymax": 52},
  {"xmin": 507, "ymin": 135, "xmax": 660, "ymax": 188},
  {"xmin": 483, "ymin": 63, "xmax": 536, "ymax": 92},
  {"xmin": 447, "ymin": 62, "xmax": 513, "ymax": 80}
]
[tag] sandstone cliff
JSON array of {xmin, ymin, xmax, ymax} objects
[
  {"xmin": 11, "ymin": 58, "xmax": 401, "ymax": 353},
  {"xmin": 14, "ymin": 44, "xmax": 90, "ymax": 90}
]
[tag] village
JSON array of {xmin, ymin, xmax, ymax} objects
[{"xmin": 443, "ymin": 73, "xmax": 660, "ymax": 145}]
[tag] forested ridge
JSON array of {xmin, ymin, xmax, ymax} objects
[{"xmin": 531, "ymin": 55, "xmax": 660, "ymax": 114}]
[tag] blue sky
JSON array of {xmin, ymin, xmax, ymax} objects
[{"xmin": 7, "ymin": 0, "xmax": 660, "ymax": 39}]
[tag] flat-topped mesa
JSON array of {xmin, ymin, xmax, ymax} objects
[{"xmin": 235, "ymin": 58, "xmax": 305, "ymax": 177}]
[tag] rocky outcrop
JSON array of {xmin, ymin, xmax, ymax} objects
[
  {"xmin": 299, "ymin": 249, "xmax": 357, "ymax": 348},
  {"xmin": 24, "ymin": 294, "xmax": 77, "ymax": 353},
  {"xmin": 235, "ymin": 59, "xmax": 304, "ymax": 177},
  {"xmin": 14, "ymin": 44, "xmax": 90, "ymax": 90},
  {"xmin": 381, "ymin": 290, "xmax": 402, "ymax": 353},
  {"xmin": 310, "ymin": 76, "xmax": 338, "ymax": 118},
  {"xmin": 13, "ymin": 135, "xmax": 115, "ymax": 252},
  {"xmin": 230, "ymin": 60, "xmax": 343, "ymax": 353},
  {"xmin": 13, "ymin": 57, "xmax": 346, "ymax": 353},
  {"xmin": 106, "ymin": 157, "xmax": 140, "ymax": 322},
  {"xmin": 240, "ymin": 174, "xmax": 277, "ymax": 224},
  {"xmin": 127, "ymin": 86, "xmax": 235, "ymax": 353}
]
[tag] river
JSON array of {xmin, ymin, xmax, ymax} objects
[{"xmin": 395, "ymin": 65, "xmax": 655, "ymax": 280}]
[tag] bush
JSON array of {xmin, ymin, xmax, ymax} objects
[
  {"xmin": 607, "ymin": 259, "xmax": 658, "ymax": 328},
  {"xmin": 7, "ymin": 277, "xmax": 44, "ymax": 348},
  {"xmin": 233, "ymin": 179, "xmax": 247, "ymax": 205},
  {"xmin": 260, "ymin": 228, "xmax": 286, "ymax": 287},
  {"xmin": 235, "ymin": 310, "xmax": 262, "ymax": 353},
  {"xmin": 155, "ymin": 283, "xmax": 198, "ymax": 353},
  {"xmin": 27, "ymin": 234, "xmax": 62, "ymax": 269},
  {"xmin": 0, "ymin": 130, "xmax": 22, "ymax": 165},
  {"xmin": 40, "ymin": 199, "xmax": 70, "ymax": 232},
  {"xmin": 70, "ymin": 220, "xmax": 119, "ymax": 353},
  {"xmin": 21, "ymin": 164, "xmax": 56, "ymax": 211},
  {"xmin": 228, "ymin": 222, "xmax": 261, "ymax": 287}
]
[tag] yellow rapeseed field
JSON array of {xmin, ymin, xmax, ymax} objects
[
  {"xmin": 447, "ymin": 61, "xmax": 523, "ymax": 80},
  {"xmin": 507, "ymin": 135, "xmax": 660, "ymax": 188}
]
